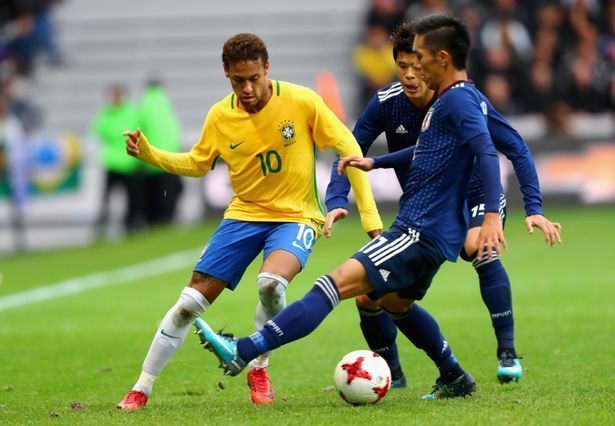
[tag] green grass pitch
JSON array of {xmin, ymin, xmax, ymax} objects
[{"xmin": 0, "ymin": 206, "xmax": 613, "ymax": 424}]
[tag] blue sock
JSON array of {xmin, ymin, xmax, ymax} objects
[
  {"xmin": 357, "ymin": 307, "xmax": 403, "ymax": 379},
  {"xmin": 391, "ymin": 304, "xmax": 464, "ymax": 383},
  {"xmin": 237, "ymin": 275, "xmax": 340, "ymax": 363},
  {"xmin": 474, "ymin": 258, "xmax": 515, "ymax": 352}
]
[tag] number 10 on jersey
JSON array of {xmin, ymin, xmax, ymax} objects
[{"xmin": 256, "ymin": 150, "xmax": 282, "ymax": 176}]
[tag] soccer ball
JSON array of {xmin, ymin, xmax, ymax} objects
[{"xmin": 333, "ymin": 350, "xmax": 391, "ymax": 405}]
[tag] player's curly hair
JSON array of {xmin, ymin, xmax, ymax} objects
[
  {"xmin": 222, "ymin": 33, "xmax": 269, "ymax": 68},
  {"xmin": 390, "ymin": 22, "xmax": 415, "ymax": 61}
]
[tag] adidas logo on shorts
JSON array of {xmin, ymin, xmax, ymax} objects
[{"xmin": 379, "ymin": 269, "xmax": 391, "ymax": 282}]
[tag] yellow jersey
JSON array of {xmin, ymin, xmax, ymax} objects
[{"xmin": 134, "ymin": 80, "xmax": 382, "ymax": 233}]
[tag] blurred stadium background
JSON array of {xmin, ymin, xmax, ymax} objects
[{"xmin": 0, "ymin": 0, "xmax": 613, "ymax": 255}]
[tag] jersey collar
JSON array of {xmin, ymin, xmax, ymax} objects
[{"xmin": 439, "ymin": 79, "xmax": 473, "ymax": 95}]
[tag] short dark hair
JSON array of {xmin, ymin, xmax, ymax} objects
[
  {"xmin": 412, "ymin": 14, "xmax": 471, "ymax": 70},
  {"xmin": 390, "ymin": 23, "xmax": 415, "ymax": 61},
  {"xmin": 222, "ymin": 33, "xmax": 269, "ymax": 68}
]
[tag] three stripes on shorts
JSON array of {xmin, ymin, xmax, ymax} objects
[{"xmin": 359, "ymin": 228, "xmax": 421, "ymax": 266}]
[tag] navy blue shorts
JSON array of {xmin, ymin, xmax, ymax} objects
[
  {"xmin": 352, "ymin": 225, "xmax": 445, "ymax": 301},
  {"xmin": 467, "ymin": 193, "xmax": 507, "ymax": 229},
  {"xmin": 194, "ymin": 219, "xmax": 317, "ymax": 289}
]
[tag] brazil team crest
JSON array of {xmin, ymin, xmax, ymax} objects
[{"xmin": 279, "ymin": 120, "xmax": 296, "ymax": 146}]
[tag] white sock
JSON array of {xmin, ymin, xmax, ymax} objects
[
  {"xmin": 133, "ymin": 287, "xmax": 209, "ymax": 395},
  {"xmin": 248, "ymin": 273, "xmax": 288, "ymax": 370},
  {"xmin": 133, "ymin": 371, "xmax": 157, "ymax": 395},
  {"xmin": 249, "ymin": 301, "xmax": 273, "ymax": 370}
]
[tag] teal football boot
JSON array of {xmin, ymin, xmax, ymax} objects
[
  {"xmin": 194, "ymin": 318, "xmax": 246, "ymax": 376},
  {"xmin": 391, "ymin": 374, "xmax": 408, "ymax": 389},
  {"xmin": 497, "ymin": 349, "xmax": 522, "ymax": 383}
]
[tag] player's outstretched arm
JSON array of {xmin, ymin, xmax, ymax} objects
[
  {"xmin": 122, "ymin": 129, "xmax": 208, "ymax": 177},
  {"xmin": 332, "ymin": 139, "xmax": 383, "ymax": 236},
  {"xmin": 525, "ymin": 214, "xmax": 562, "ymax": 247}
]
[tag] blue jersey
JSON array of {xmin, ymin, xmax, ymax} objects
[
  {"xmin": 393, "ymin": 81, "xmax": 501, "ymax": 261},
  {"xmin": 325, "ymin": 82, "xmax": 543, "ymax": 217},
  {"xmin": 325, "ymin": 82, "xmax": 436, "ymax": 211}
]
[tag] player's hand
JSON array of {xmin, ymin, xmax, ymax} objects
[
  {"xmin": 525, "ymin": 214, "xmax": 562, "ymax": 247},
  {"xmin": 123, "ymin": 128, "xmax": 142, "ymax": 156},
  {"xmin": 367, "ymin": 229, "xmax": 383, "ymax": 239},
  {"xmin": 338, "ymin": 155, "xmax": 374, "ymax": 175},
  {"xmin": 476, "ymin": 212, "xmax": 508, "ymax": 261},
  {"xmin": 323, "ymin": 208, "xmax": 348, "ymax": 238}
]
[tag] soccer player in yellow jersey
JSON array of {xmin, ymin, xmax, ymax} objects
[{"xmin": 117, "ymin": 33, "xmax": 383, "ymax": 410}]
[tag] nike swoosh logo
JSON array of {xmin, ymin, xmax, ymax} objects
[
  {"xmin": 292, "ymin": 241, "xmax": 307, "ymax": 253},
  {"xmin": 230, "ymin": 141, "xmax": 245, "ymax": 149},
  {"xmin": 160, "ymin": 329, "xmax": 180, "ymax": 339}
]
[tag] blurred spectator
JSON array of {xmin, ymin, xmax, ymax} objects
[
  {"xmin": 545, "ymin": 100, "xmax": 574, "ymax": 137},
  {"xmin": 2, "ymin": 73, "xmax": 42, "ymax": 133},
  {"xmin": 355, "ymin": 0, "xmax": 613, "ymax": 119},
  {"xmin": 596, "ymin": 0, "xmax": 614, "ymax": 65},
  {"xmin": 480, "ymin": 0, "xmax": 533, "ymax": 62},
  {"xmin": 482, "ymin": 73, "xmax": 523, "ymax": 115},
  {"xmin": 563, "ymin": 48, "xmax": 612, "ymax": 112},
  {"xmin": 465, "ymin": 0, "xmax": 612, "ymax": 118},
  {"xmin": 1, "ymin": 1, "xmax": 37, "ymax": 76},
  {"xmin": 0, "ymin": 91, "xmax": 28, "ymax": 251},
  {"xmin": 353, "ymin": 24, "xmax": 396, "ymax": 112},
  {"xmin": 520, "ymin": 60, "xmax": 559, "ymax": 113},
  {"xmin": 33, "ymin": 0, "xmax": 64, "ymax": 66},
  {"xmin": 92, "ymin": 84, "xmax": 145, "ymax": 237},
  {"xmin": 479, "ymin": 0, "xmax": 533, "ymax": 74},
  {"xmin": 367, "ymin": 0, "xmax": 406, "ymax": 32},
  {"xmin": 0, "ymin": 0, "xmax": 63, "ymax": 76},
  {"xmin": 406, "ymin": 0, "xmax": 450, "ymax": 20},
  {"xmin": 138, "ymin": 79, "xmax": 183, "ymax": 226}
]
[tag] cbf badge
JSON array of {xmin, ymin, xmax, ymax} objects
[
  {"xmin": 279, "ymin": 120, "xmax": 296, "ymax": 146},
  {"xmin": 421, "ymin": 107, "xmax": 434, "ymax": 132}
]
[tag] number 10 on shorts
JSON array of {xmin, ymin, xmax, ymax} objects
[{"xmin": 293, "ymin": 223, "xmax": 315, "ymax": 252}]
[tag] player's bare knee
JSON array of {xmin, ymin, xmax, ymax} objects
[
  {"xmin": 355, "ymin": 294, "xmax": 379, "ymax": 310},
  {"xmin": 379, "ymin": 295, "xmax": 414, "ymax": 315},
  {"xmin": 460, "ymin": 247, "xmax": 477, "ymax": 263},
  {"xmin": 328, "ymin": 262, "xmax": 356, "ymax": 290},
  {"xmin": 329, "ymin": 259, "xmax": 373, "ymax": 300},
  {"xmin": 189, "ymin": 271, "xmax": 209, "ymax": 287},
  {"xmin": 188, "ymin": 272, "xmax": 226, "ymax": 303},
  {"xmin": 257, "ymin": 272, "xmax": 288, "ymax": 311}
]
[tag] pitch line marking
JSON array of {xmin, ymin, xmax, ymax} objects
[{"xmin": 0, "ymin": 248, "xmax": 199, "ymax": 312}]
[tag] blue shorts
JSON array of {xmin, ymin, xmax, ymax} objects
[
  {"xmin": 352, "ymin": 225, "xmax": 445, "ymax": 301},
  {"xmin": 461, "ymin": 194, "xmax": 507, "ymax": 261},
  {"xmin": 467, "ymin": 193, "xmax": 507, "ymax": 229},
  {"xmin": 194, "ymin": 219, "xmax": 317, "ymax": 289}
]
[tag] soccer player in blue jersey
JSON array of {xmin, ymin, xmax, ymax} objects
[
  {"xmin": 195, "ymin": 14, "xmax": 521, "ymax": 399},
  {"xmin": 324, "ymin": 23, "xmax": 562, "ymax": 386}
]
